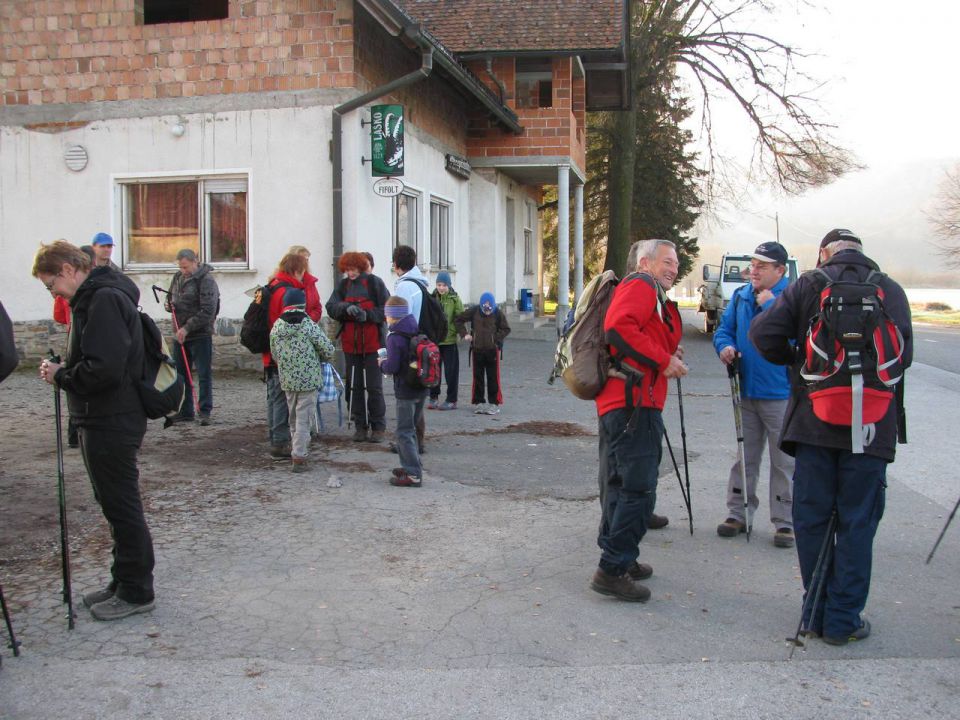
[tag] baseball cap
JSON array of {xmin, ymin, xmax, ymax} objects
[
  {"xmin": 751, "ymin": 241, "xmax": 788, "ymax": 265},
  {"xmin": 91, "ymin": 232, "xmax": 114, "ymax": 247},
  {"xmin": 819, "ymin": 228, "xmax": 861, "ymax": 249}
]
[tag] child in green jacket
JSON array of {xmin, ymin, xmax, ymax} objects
[{"xmin": 427, "ymin": 271, "xmax": 464, "ymax": 410}]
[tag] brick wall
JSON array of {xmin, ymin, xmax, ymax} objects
[{"xmin": 0, "ymin": 0, "xmax": 356, "ymax": 107}]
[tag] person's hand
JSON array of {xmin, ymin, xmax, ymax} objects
[
  {"xmin": 663, "ymin": 354, "xmax": 688, "ymax": 378},
  {"xmin": 756, "ymin": 289, "xmax": 774, "ymax": 306},
  {"xmin": 176, "ymin": 327, "xmax": 187, "ymax": 344},
  {"xmin": 674, "ymin": 344, "xmax": 684, "ymax": 360},
  {"xmin": 40, "ymin": 358, "xmax": 60, "ymax": 386},
  {"xmin": 719, "ymin": 346, "xmax": 738, "ymax": 365},
  {"xmin": 164, "ymin": 300, "xmax": 172, "ymax": 313},
  {"xmin": 355, "ymin": 309, "xmax": 367, "ymax": 323},
  {"xmin": 463, "ymin": 334, "xmax": 473, "ymax": 342},
  {"xmin": 346, "ymin": 305, "xmax": 361, "ymax": 319}
]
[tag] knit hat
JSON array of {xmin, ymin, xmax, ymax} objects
[
  {"xmin": 384, "ymin": 296, "xmax": 409, "ymax": 318},
  {"xmin": 436, "ymin": 271, "xmax": 452, "ymax": 286},
  {"xmin": 282, "ymin": 288, "xmax": 306, "ymax": 310},
  {"xmin": 819, "ymin": 228, "xmax": 861, "ymax": 250},
  {"xmin": 479, "ymin": 292, "xmax": 496, "ymax": 314},
  {"xmin": 91, "ymin": 232, "xmax": 114, "ymax": 246}
]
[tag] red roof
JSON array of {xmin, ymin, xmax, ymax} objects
[{"xmin": 395, "ymin": 0, "xmax": 625, "ymax": 53}]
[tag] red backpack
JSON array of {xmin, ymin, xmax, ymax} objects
[
  {"xmin": 398, "ymin": 331, "xmax": 442, "ymax": 389},
  {"xmin": 799, "ymin": 268, "xmax": 905, "ymax": 453}
]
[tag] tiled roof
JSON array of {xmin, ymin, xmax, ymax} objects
[{"xmin": 394, "ymin": 1, "xmax": 625, "ymax": 53}]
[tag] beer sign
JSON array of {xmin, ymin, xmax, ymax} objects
[{"xmin": 370, "ymin": 104, "xmax": 404, "ymax": 177}]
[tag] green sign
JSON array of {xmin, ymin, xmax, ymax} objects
[{"xmin": 370, "ymin": 104, "xmax": 404, "ymax": 177}]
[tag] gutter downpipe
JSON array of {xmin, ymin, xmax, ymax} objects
[{"xmin": 332, "ymin": 39, "xmax": 433, "ymax": 289}]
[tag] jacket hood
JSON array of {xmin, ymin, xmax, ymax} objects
[
  {"xmin": 398, "ymin": 265, "xmax": 426, "ymax": 286},
  {"xmin": 479, "ymin": 292, "xmax": 496, "ymax": 314},
  {"xmin": 273, "ymin": 311, "xmax": 308, "ymax": 336},
  {"xmin": 389, "ymin": 313, "xmax": 419, "ymax": 335},
  {"xmin": 71, "ymin": 267, "xmax": 140, "ymax": 312},
  {"xmin": 823, "ymin": 248, "xmax": 880, "ymax": 272}
]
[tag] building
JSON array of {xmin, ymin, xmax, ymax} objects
[{"xmin": 0, "ymin": 0, "xmax": 628, "ymax": 364}]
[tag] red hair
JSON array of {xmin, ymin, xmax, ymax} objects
[{"xmin": 338, "ymin": 251, "xmax": 370, "ymax": 273}]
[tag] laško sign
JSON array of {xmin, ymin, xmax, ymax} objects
[{"xmin": 370, "ymin": 104, "xmax": 404, "ymax": 177}]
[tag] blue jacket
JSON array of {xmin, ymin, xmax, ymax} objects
[{"xmin": 713, "ymin": 276, "xmax": 790, "ymax": 400}]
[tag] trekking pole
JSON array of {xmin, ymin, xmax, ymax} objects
[
  {"xmin": 49, "ymin": 351, "xmax": 75, "ymax": 630},
  {"xmin": 676, "ymin": 376, "xmax": 693, "ymax": 535},
  {"xmin": 787, "ymin": 510, "xmax": 837, "ymax": 658},
  {"xmin": 151, "ymin": 285, "xmax": 199, "ymax": 411},
  {"xmin": 726, "ymin": 357, "xmax": 752, "ymax": 541},
  {"xmin": 926, "ymin": 494, "xmax": 960, "ymax": 564},
  {"xmin": 0, "ymin": 584, "xmax": 21, "ymax": 657},
  {"xmin": 662, "ymin": 426, "xmax": 692, "ymax": 529}
]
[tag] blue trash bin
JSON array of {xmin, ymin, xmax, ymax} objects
[{"xmin": 519, "ymin": 288, "xmax": 533, "ymax": 312}]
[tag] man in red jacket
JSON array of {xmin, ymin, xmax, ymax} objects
[{"xmin": 591, "ymin": 239, "xmax": 687, "ymax": 602}]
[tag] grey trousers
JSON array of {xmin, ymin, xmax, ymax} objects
[
  {"xmin": 726, "ymin": 397, "xmax": 794, "ymax": 529},
  {"xmin": 286, "ymin": 390, "xmax": 318, "ymax": 460}
]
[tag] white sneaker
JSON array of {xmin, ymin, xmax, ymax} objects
[
  {"xmin": 487, "ymin": 405, "xmax": 500, "ymax": 415},
  {"xmin": 474, "ymin": 403, "xmax": 487, "ymax": 414}
]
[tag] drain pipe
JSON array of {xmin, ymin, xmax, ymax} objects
[
  {"xmin": 331, "ymin": 44, "xmax": 433, "ymax": 289},
  {"xmin": 484, "ymin": 57, "xmax": 506, "ymax": 104}
]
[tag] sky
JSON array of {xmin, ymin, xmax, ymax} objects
[{"xmin": 681, "ymin": 0, "xmax": 960, "ymax": 290}]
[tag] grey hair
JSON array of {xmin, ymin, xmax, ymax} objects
[
  {"xmin": 629, "ymin": 239, "xmax": 675, "ymax": 271},
  {"xmin": 176, "ymin": 248, "xmax": 198, "ymax": 262},
  {"xmin": 825, "ymin": 239, "xmax": 862, "ymax": 256}
]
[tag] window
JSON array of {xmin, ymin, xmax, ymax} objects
[
  {"xmin": 119, "ymin": 175, "xmax": 248, "ymax": 268},
  {"xmin": 430, "ymin": 199, "xmax": 451, "ymax": 269},
  {"xmin": 523, "ymin": 203, "xmax": 535, "ymax": 274},
  {"xmin": 143, "ymin": 0, "xmax": 228, "ymax": 25},
  {"xmin": 394, "ymin": 190, "xmax": 421, "ymax": 256},
  {"xmin": 516, "ymin": 57, "xmax": 553, "ymax": 109}
]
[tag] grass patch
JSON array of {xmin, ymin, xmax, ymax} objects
[{"xmin": 910, "ymin": 303, "xmax": 960, "ymax": 326}]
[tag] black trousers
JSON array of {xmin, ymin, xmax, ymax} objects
[
  {"xmin": 345, "ymin": 352, "xmax": 386, "ymax": 431},
  {"xmin": 471, "ymin": 348, "xmax": 502, "ymax": 405},
  {"xmin": 430, "ymin": 343, "xmax": 460, "ymax": 403},
  {"xmin": 79, "ymin": 425, "xmax": 154, "ymax": 604}
]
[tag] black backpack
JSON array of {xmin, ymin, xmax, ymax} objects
[
  {"xmin": 401, "ymin": 277, "xmax": 447, "ymax": 345},
  {"xmin": 240, "ymin": 282, "xmax": 292, "ymax": 354},
  {"xmin": 137, "ymin": 311, "xmax": 185, "ymax": 421}
]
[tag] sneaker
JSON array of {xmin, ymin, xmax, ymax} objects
[
  {"xmin": 627, "ymin": 561, "xmax": 653, "ymax": 581},
  {"xmin": 774, "ymin": 527, "xmax": 795, "ymax": 548},
  {"xmin": 822, "ymin": 619, "xmax": 871, "ymax": 646},
  {"xmin": 486, "ymin": 405, "xmax": 500, "ymax": 415},
  {"xmin": 352, "ymin": 427, "xmax": 368, "ymax": 442},
  {"xmin": 717, "ymin": 518, "xmax": 746, "ymax": 537},
  {"xmin": 82, "ymin": 586, "xmax": 114, "ymax": 609},
  {"xmin": 390, "ymin": 470, "xmax": 422, "ymax": 488},
  {"xmin": 392, "ymin": 467, "xmax": 405, "ymax": 476},
  {"xmin": 427, "ymin": 399, "xmax": 439, "ymax": 410},
  {"xmin": 270, "ymin": 444, "xmax": 292, "ymax": 459},
  {"xmin": 590, "ymin": 568, "xmax": 650, "ymax": 603},
  {"xmin": 439, "ymin": 401, "xmax": 457, "ymax": 411},
  {"xmin": 368, "ymin": 430, "xmax": 385, "ymax": 444},
  {"xmin": 90, "ymin": 596, "xmax": 155, "ymax": 621},
  {"xmin": 291, "ymin": 458, "xmax": 309, "ymax": 473},
  {"xmin": 648, "ymin": 513, "xmax": 669, "ymax": 530},
  {"xmin": 474, "ymin": 403, "xmax": 487, "ymax": 414},
  {"xmin": 198, "ymin": 414, "xmax": 211, "ymax": 426}
]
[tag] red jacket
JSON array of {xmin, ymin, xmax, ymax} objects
[
  {"xmin": 302, "ymin": 272, "xmax": 323, "ymax": 323},
  {"xmin": 261, "ymin": 272, "xmax": 309, "ymax": 367},
  {"xmin": 595, "ymin": 273, "xmax": 682, "ymax": 416},
  {"xmin": 53, "ymin": 295, "xmax": 71, "ymax": 326}
]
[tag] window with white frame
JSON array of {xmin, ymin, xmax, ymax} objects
[
  {"xmin": 430, "ymin": 199, "xmax": 452, "ymax": 269},
  {"xmin": 394, "ymin": 190, "xmax": 421, "ymax": 256},
  {"xmin": 523, "ymin": 202, "xmax": 535, "ymax": 274},
  {"xmin": 118, "ymin": 175, "xmax": 248, "ymax": 268}
]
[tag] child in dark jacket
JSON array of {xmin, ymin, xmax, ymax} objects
[
  {"xmin": 378, "ymin": 296, "xmax": 425, "ymax": 487},
  {"xmin": 454, "ymin": 292, "xmax": 511, "ymax": 415}
]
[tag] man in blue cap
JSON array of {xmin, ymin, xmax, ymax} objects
[{"xmin": 91, "ymin": 232, "xmax": 120, "ymax": 271}]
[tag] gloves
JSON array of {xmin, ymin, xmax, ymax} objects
[
  {"xmin": 356, "ymin": 309, "xmax": 367, "ymax": 323},
  {"xmin": 346, "ymin": 305, "xmax": 361, "ymax": 319}
]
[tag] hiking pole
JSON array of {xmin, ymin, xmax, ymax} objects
[
  {"xmin": 49, "ymin": 351, "xmax": 75, "ymax": 630},
  {"xmin": 662, "ymin": 426, "xmax": 692, "ymax": 530},
  {"xmin": 787, "ymin": 510, "xmax": 837, "ymax": 658},
  {"xmin": 926, "ymin": 494, "xmax": 960, "ymax": 564},
  {"xmin": 676, "ymin": 376, "xmax": 693, "ymax": 535},
  {"xmin": 726, "ymin": 357, "xmax": 752, "ymax": 541},
  {"xmin": 0, "ymin": 584, "xmax": 21, "ymax": 657},
  {"xmin": 151, "ymin": 285, "xmax": 199, "ymax": 412}
]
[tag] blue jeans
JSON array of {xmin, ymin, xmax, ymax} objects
[
  {"xmin": 597, "ymin": 407, "xmax": 662, "ymax": 575},
  {"xmin": 266, "ymin": 368, "xmax": 290, "ymax": 446},
  {"xmin": 793, "ymin": 443, "xmax": 887, "ymax": 638},
  {"xmin": 174, "ymin": 335, "xmax": 213, "ymax": 417},
  {"xmin": 396, "ymin": 394, "xmax": 426, "ymax": 478}
]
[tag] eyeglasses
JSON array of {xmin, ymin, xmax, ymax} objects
[
  {"xmin": 43, "ymin": 273, "xmax": 62, "ymax": 292},
  {"xmin": 97, "ymin": 244, "xmax": 114, "ymax": 248}
]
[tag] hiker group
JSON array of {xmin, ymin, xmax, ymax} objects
[{"xmin": 559, "ymin": 230, "xmax": 912, "ymax": 650}]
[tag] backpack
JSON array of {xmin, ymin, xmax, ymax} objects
[
  {"xmin": 401, "ymin": 277, "xmax": 448, "ymax": 345},
  {"xmin": 137, "ymin": 311, "xmax": 185, "ymax": 421},
  {"xmin": 240, "ymin": 282, "xmax": 292, "ymax": 354},
  {"xmin": 799, "ymin": 268, "xmax": 905, "ymax": 453},
  {"xmin": 548, "ymin": 270, "xmax": 621, "ymax": 400},
  {"xmin": 398, "ymin": 330, "xmax": 442, "ymax": 389}
]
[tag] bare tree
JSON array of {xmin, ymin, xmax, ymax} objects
[{"xmin": 929, "ymin": 164, "xmax": 960, "ymax": 267}]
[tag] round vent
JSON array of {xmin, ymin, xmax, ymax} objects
[{"xmin": 64, "ymin": 144, "xmax": 88, "ymax": 172}]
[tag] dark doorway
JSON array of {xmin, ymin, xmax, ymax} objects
[{"xmin": 143, "ymin": 0, "xmax": 228, "ymax": 25}]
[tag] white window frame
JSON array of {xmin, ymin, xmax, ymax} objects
[
  {"xmin": 112, "ymin": 169, "xmax": 251, "ymax": 271},
  {"xmin": 393, "ymin": 188, "xmax": 423, "ymax": 259},
  {"xmin": 523, "ymin": 202, "xmax": 536, "ymax": 275},
  {"xmin": 429, "ymin": 195, "xmax": 453, "ymax": 270}
]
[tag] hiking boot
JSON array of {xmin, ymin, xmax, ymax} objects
[
  {"xmin": 418, "ymin": 444, "xmax": 426, "ymax": 455},
  {"xmin": 198, "ymin": 414, "xmax": 211, "ymax": 426},
  {"xmin": 368, "ymin": 430, "xmax": 385, "ymax": 444},
  {"xmin": 822, "ymin": 619, "xmax": 871, "ymax": 646},
  {"xmin": 390, "ymin": 470, "xmax": 422, "ymax": 488},
  {"xmin": 717, "ymin": 518, "xmax": 746, "ymax": 537},
  {"xmin": 68, "ymin": 432, "xmax": 80, "ymax": 449},
  {"xmin": 439, "ymin": 401, "xmax": 457, "ymax": 411},
  {"xmin": 427, "ymin": 398, "xmax": 439, "ymax": 410},
  {"xmin": 270, "ymin": 444, "xmax": 292, "ymax": 459},
  {"xmin": 627, "ymin": 561, "xmax": 653, "ymax": 581},
  {"xmin": 90, "ymin": 596, "xmax": 155, "ymax": 621},
  {"xmin": 590, "ymin": 568, "xmax": 650, "ymax": 603},
  {"xmin": 82, "ymin": 586, "xmax": 114, "ymax": 609},
  {"xmin": 169, "ymin": 413, "xmax": 195, "ymax": 424},
  {"xmin": 291, "ymin": 458, "xmax": 308, "ymax": 473},
  {"xmin": 389, "ymin": 441, "xmax": 399, "ymax": 454},
  {"xmin": 352, "ymin": 427, "xmax": 368, "ymax": 442},
  {"xmin": 648, "ymin": 513, "xmax": 669, "ymax": 530},
  {"xmin": 774, "ymin": 527, "xmax": 795, "ymax": 548}
]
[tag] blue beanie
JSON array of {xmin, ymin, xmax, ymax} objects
[
  {"xmin": 436, "ymin": 271, "xmax": 452, "ymax": 287},
  {"xmin": 282, "ymin": 288, "xmax": 306, "ymax": 309},
  {"xmin": 91, "ymin": 232, "xmax": 114, "ymax": 246},
  {"xmin": 479, "ymin": 292, "xmax": 496, "ymax": 314}
]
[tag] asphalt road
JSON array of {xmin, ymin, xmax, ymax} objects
[{"xmin": 912, "ymin": 323, "xmax": 960, "ymax": 375}]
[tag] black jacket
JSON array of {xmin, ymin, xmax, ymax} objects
[
  {"xmin": 56, "ymin": 268, "xmax": 146, "ymax": 432},
  {"xmin": 168, "ymin": 263, "xmax": 220, "ymax": 338},
  {"xmin": 0, "ymin": 300, "xmax": 17, "ymax": 383},
  {"xmin": 749, "ymin": 249, "xmax": 913, "ymax": 461},
  {"xmin": 454, "ymin": 306, "xmax": 511, "ymax": 351}
]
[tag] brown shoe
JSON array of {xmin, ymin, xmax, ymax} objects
[
  {"xmin": 352, "ymin": 427, "xmax": 368, "ymax": 442},
  {"xmin": 291, "ymin": 458, "xmax": 308, "ymax": 473},
  {"xmin": 627, "ymin": 561, "xmax": 653, "ymax": 580},
  {"xmin": 648, "ymin": 513, "xmax": 669, "ymax": 530},
  {"xmin": 368, "ymin": 430, "xmax": 385, "ymax": 444},
  {"xmin": 774, "ymin": 527, "xmax": 795, "ymax": 548},
  {"xmin": 717, "ymin": 518, "xmax": 746, "ymax": 537},
  {"xmin": 590, "ymin": 568, "xmax": 650, "ymax": 602}
]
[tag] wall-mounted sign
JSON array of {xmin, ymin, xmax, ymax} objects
[
  {"xmin": 373, "ymin": 177, "xmax": 405, "ymax": 198},
  {"xmin": 370, "ymin": 104, "xmax": 404, "ymax": 177},
  {"xmin": 445, "ymin": 153, "xmax": 471, "ymax": 180}
]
